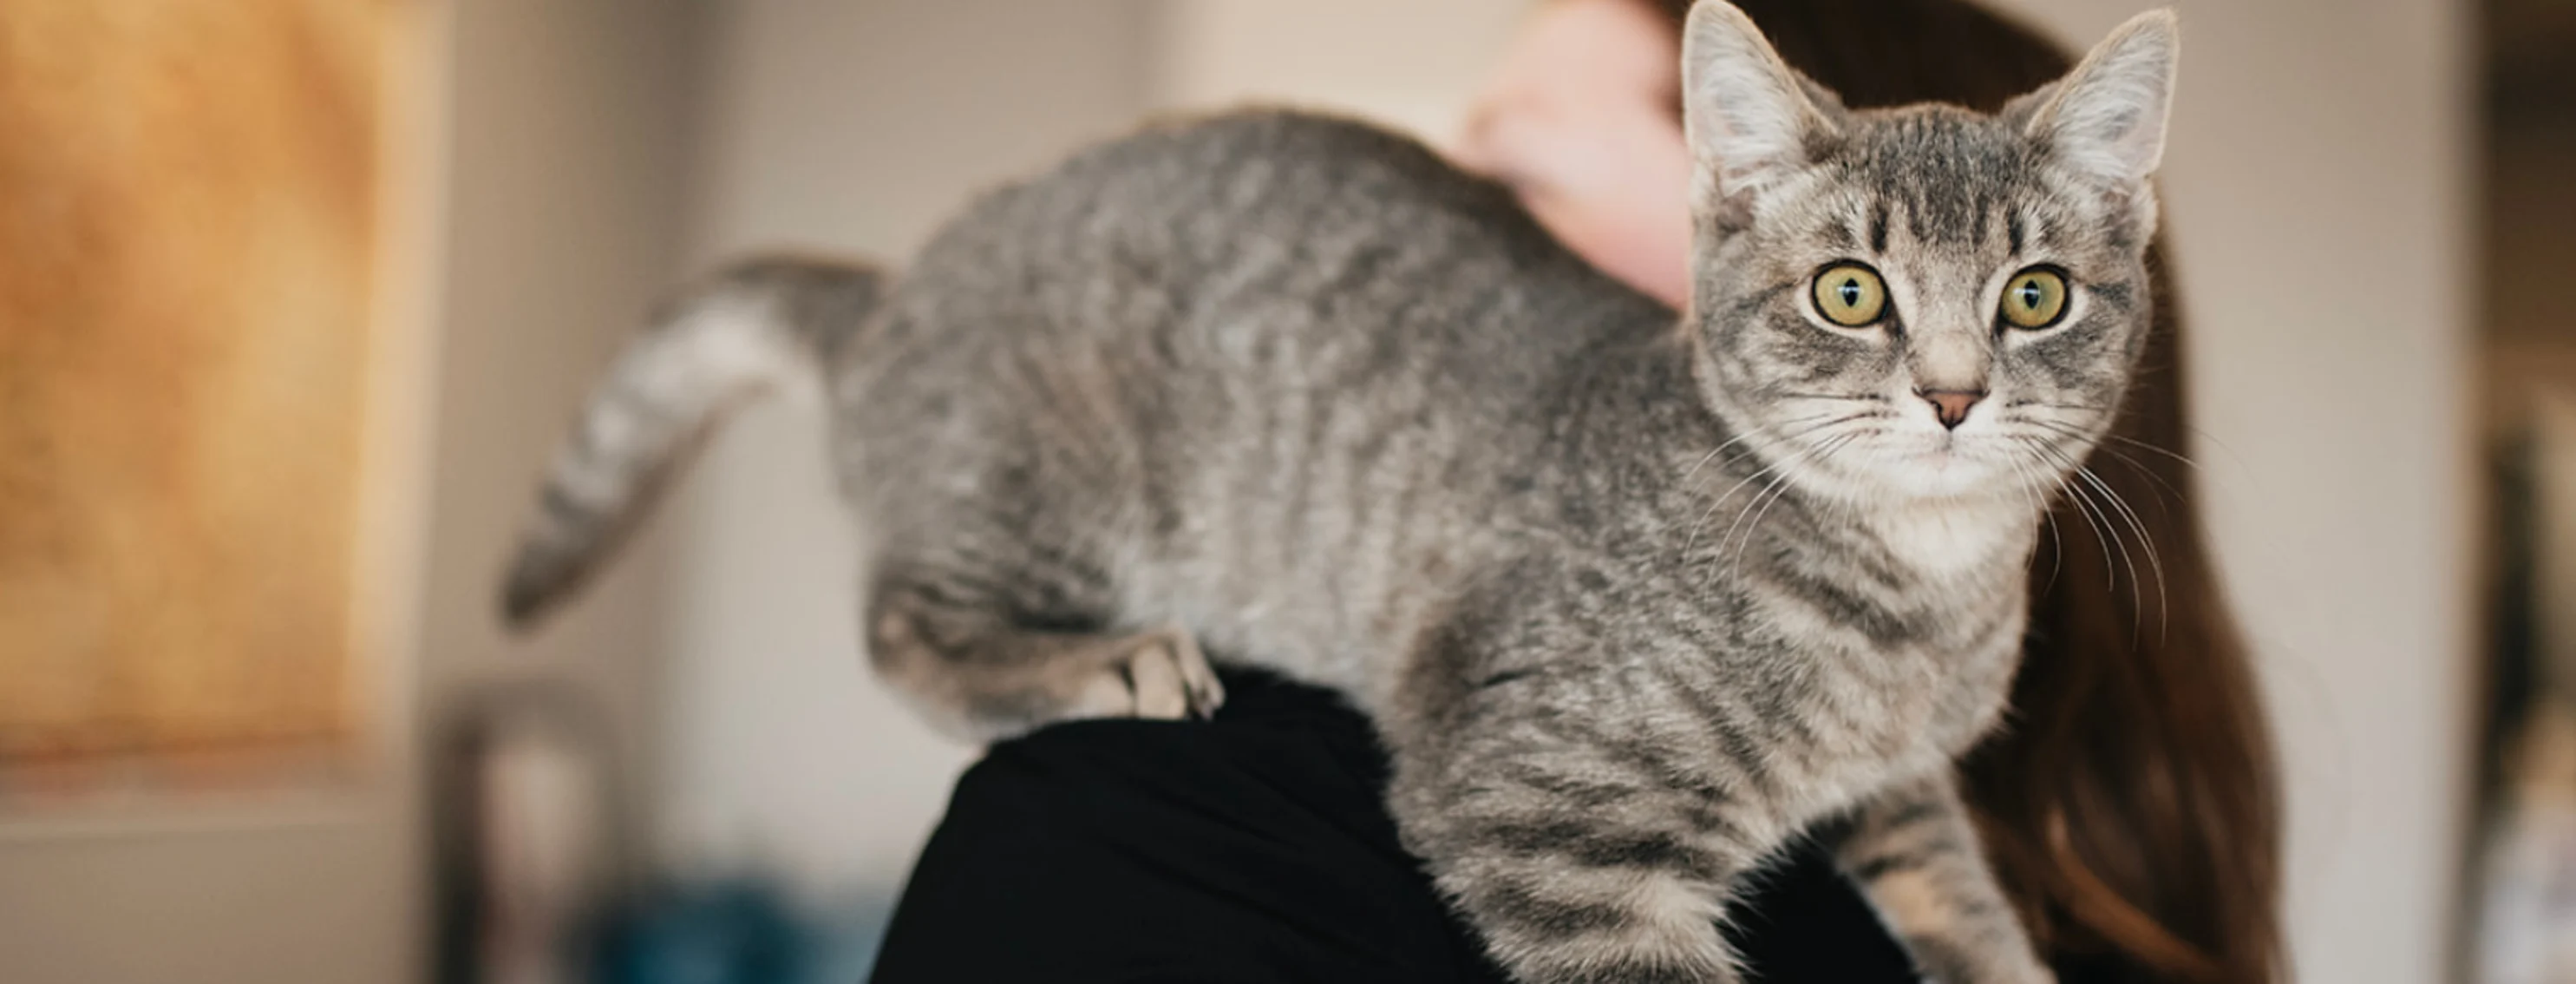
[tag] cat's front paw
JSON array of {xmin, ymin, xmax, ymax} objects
[
  {"xmin": 1906, "ymin": 943, "xmax": 2054, "ymax": 984},
  {"xmin": 1919, "ymin": 970, "xmax": 2054, "ymax": 984},
  {"xmin": 1510, "ymin": 954, "xmax": 1737, "ymax": 984}
]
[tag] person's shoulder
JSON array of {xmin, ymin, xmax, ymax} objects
[
  {"xmin": 878, "ymin": 669, "xmax": 1505, "ymax": 984},
  {"xmin": 964, "ymin": 667, "xmax": 1390, "ymax": 807}
]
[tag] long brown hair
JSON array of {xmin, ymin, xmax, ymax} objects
[{"xmin": 1635, "ymin": 1, "xmax": 2285, "ymax": 980}]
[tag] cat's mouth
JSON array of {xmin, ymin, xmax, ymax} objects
[{"xmin": 1754, "ymin": 411, "xmax": 2060, "ymax": 507}]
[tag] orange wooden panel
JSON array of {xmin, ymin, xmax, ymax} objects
[{"xmin": 0, "ymin": 0, "xmax": 390, "ymax": 788}]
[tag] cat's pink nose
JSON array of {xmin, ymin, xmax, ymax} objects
[{"xmin": 1918, "ymin": 388, "xmax": 1986, "ymax": 430}]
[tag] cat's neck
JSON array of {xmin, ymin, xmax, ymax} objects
[{"xmin": 1852, "ymin": 492, "xmax": 2043, "ymax": 585}]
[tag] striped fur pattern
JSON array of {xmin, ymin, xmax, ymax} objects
[
  {"xmin": 500, "ymin": 257, "xmax": 884, "ymax": 625},
  {"xmin": 500, "ymin": 4, "xmax": 2181, "ymax": 981}
]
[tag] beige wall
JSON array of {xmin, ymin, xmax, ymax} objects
[
  {"xmin": 1152, "ymin": 0, "xmax": 1523, "ymax": 138},
  {"xmin": 419, "ymin": 0, "xmax": 698, "ymax": 793}
]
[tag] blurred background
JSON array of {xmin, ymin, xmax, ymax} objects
[{"xmin": 0, "ymin": 0, "xmax": 2561, "ymax": 981}]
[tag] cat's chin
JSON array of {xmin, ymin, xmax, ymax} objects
[
  {"xmin": 1798, "ymin": 435, "xmax": 2029, "ymax": 508},
  {"xmin": 1868, "ymin": 476, "xmax": 2020, "ymax": 510},
  {"xmin": 1821, "ymin": 448, "xmax": 2044, "ymax": 569},
  {"xmin": 1885, "ymin": 455, "xmax": 2015, "ymax": 502}
]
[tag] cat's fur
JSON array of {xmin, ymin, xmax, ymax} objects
[{"xmin": 500, "ymin": 4, "xmax": 2181, "ymax": 981}]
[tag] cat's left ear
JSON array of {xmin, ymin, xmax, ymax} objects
[
  {"xmin": 2019, "ymin": 9, "xmax": 2180, "ymax": 189},
  {"xmin": 1681, "ymin": 1, "xmax": 1840, "ymax": 207}
]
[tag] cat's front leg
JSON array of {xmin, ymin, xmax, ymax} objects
[
  {"xmin": 1384, "ymin": 720, "xmax": 1785, "ymax": 984},
  {"xmin": 1825, "ymin": 771, "xmax": 2053, "ymax": 984}
]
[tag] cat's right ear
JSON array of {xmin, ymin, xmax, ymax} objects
[
  {"xmin": 2019, "ymin": 9, "xmax": 2180, "ymax": 190},
  {"xmin": 1680, "ymin": 1, "xmax": 1839, "ymax": 208}
]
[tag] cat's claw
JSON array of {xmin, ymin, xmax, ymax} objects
[
  {"xmin": 1073, "ymin": 627, "xmax": 1226, "ymax": 722},
  {"xmin": 1143, "ymin": 627, "xmax": 1227, "ymax": 721}
]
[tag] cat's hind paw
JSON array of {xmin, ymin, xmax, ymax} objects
[{"xmin": 1069, "ymin": 626, "xmax": 1226, "ymax": 722}]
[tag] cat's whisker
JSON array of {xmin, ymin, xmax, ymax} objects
[
  {"xmin": 1685, "ymin": 416, "xmax": 1867, "ymax": 557},
  {"xmin": 2083, "ymin": 444, "xmax": 2187, "ymax": 514},
  {"xmin": 1686, "ymin": 462, "xmax": 1780, "ymax": 561},
  {"xmin": 1680, "ymin": 411, "xmax": 1879, "ymax": 493},
  {"xmin": 1694, "ymin": 431, "xmax": 1844, "ymax": 572},
  {"xmin": 1998, "ymin": 447, "xmax": 2063, "ymax": 592},
  {"xmin": 2074, "ymin": 463, "xmax": 2168, "ymax": 643},
  {"xmin": 1701, "ymin": 464, "xmax": 1793, "ymax": 567},
  {"xmin": 2184, "ymin": 423, "xmax": 2259, "ymax": 484},
  {"xmin": 2043, "ymin": 447, "xmax": 2149, "ymax": 645},
  {"xmin": 1733, "ymin": 461, "xmax": 1811, "ymax": 566},
  {"xmin": 1726, "ymin": 433, "xmax": 1860, "ymax": 583},
  {"xmin": 2015, "ymin": 423, "xmax": 2187, "ymax": 643},
  {"xmin": 1678, "ymin": 413, "xmax": 1822, "ymax": 489},
  {"xmin": 2014, "ymin": 432, "xmax": 2166, "ymax": 640},
  {"xmin": 1769, "ymin": 391, "xmax": 1887, "ymax": 403},
  {"xmin": 2020, "ymin": 436, "xmax": 2124, "ymax": 607},
  {"xmin": 2071, "ymin": 482, "xmax": 2134, "ymax": 620},
  {"xmin": 1678, "ymin": 436, "xmax": 1761, "ymax": 491},
  {"xmin": 2101, "ymin": 432, "xmax": 2205, "ymax": 475},
  {"xmin": 1719, "ymin": 470, "xmax": 1794, "ymax": 580},
  {"xmin": 2017, "ymin": 419, "xmax": 2198, "ymax": 508}
]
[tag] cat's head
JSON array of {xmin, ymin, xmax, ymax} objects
[{"xmin": 1678, "ymin": 2, "xmax": 2176, "ymax": 507}]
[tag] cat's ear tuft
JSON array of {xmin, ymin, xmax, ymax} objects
[
  {"xmin": 1680, "ymin": 1, "xmax": 1838, "ymax": 206},
  {"xmin": 2024, "ymin": 9, "xmax": 2180, "ymax": 188}
]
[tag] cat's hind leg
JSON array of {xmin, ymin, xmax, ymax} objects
[{"xmin": 864, "ymin": 576, "xmax": 1225, "ymax": 743}]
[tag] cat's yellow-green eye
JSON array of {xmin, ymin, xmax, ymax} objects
[
  {"xmin": 1811, "ymin": 262, "xmax": 1887, "ymax": 327},
  {"xmin": 1998, "ymin": 267, "xmax": 2069, "ymax": 330}
]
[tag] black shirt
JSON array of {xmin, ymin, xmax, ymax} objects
[{"xmin": 871, "ymin": 670, "xmax": 2100, "ymax": 983}]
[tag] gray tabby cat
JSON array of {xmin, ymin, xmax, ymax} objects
[{"xmin": 501, "ymin": 3, "xmax": 2181, "ymax": 981}]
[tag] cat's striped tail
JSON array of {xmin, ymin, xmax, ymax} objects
[{"xmin": 498, "ymin": 254, "xmax": 887, "ymax": 629}]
